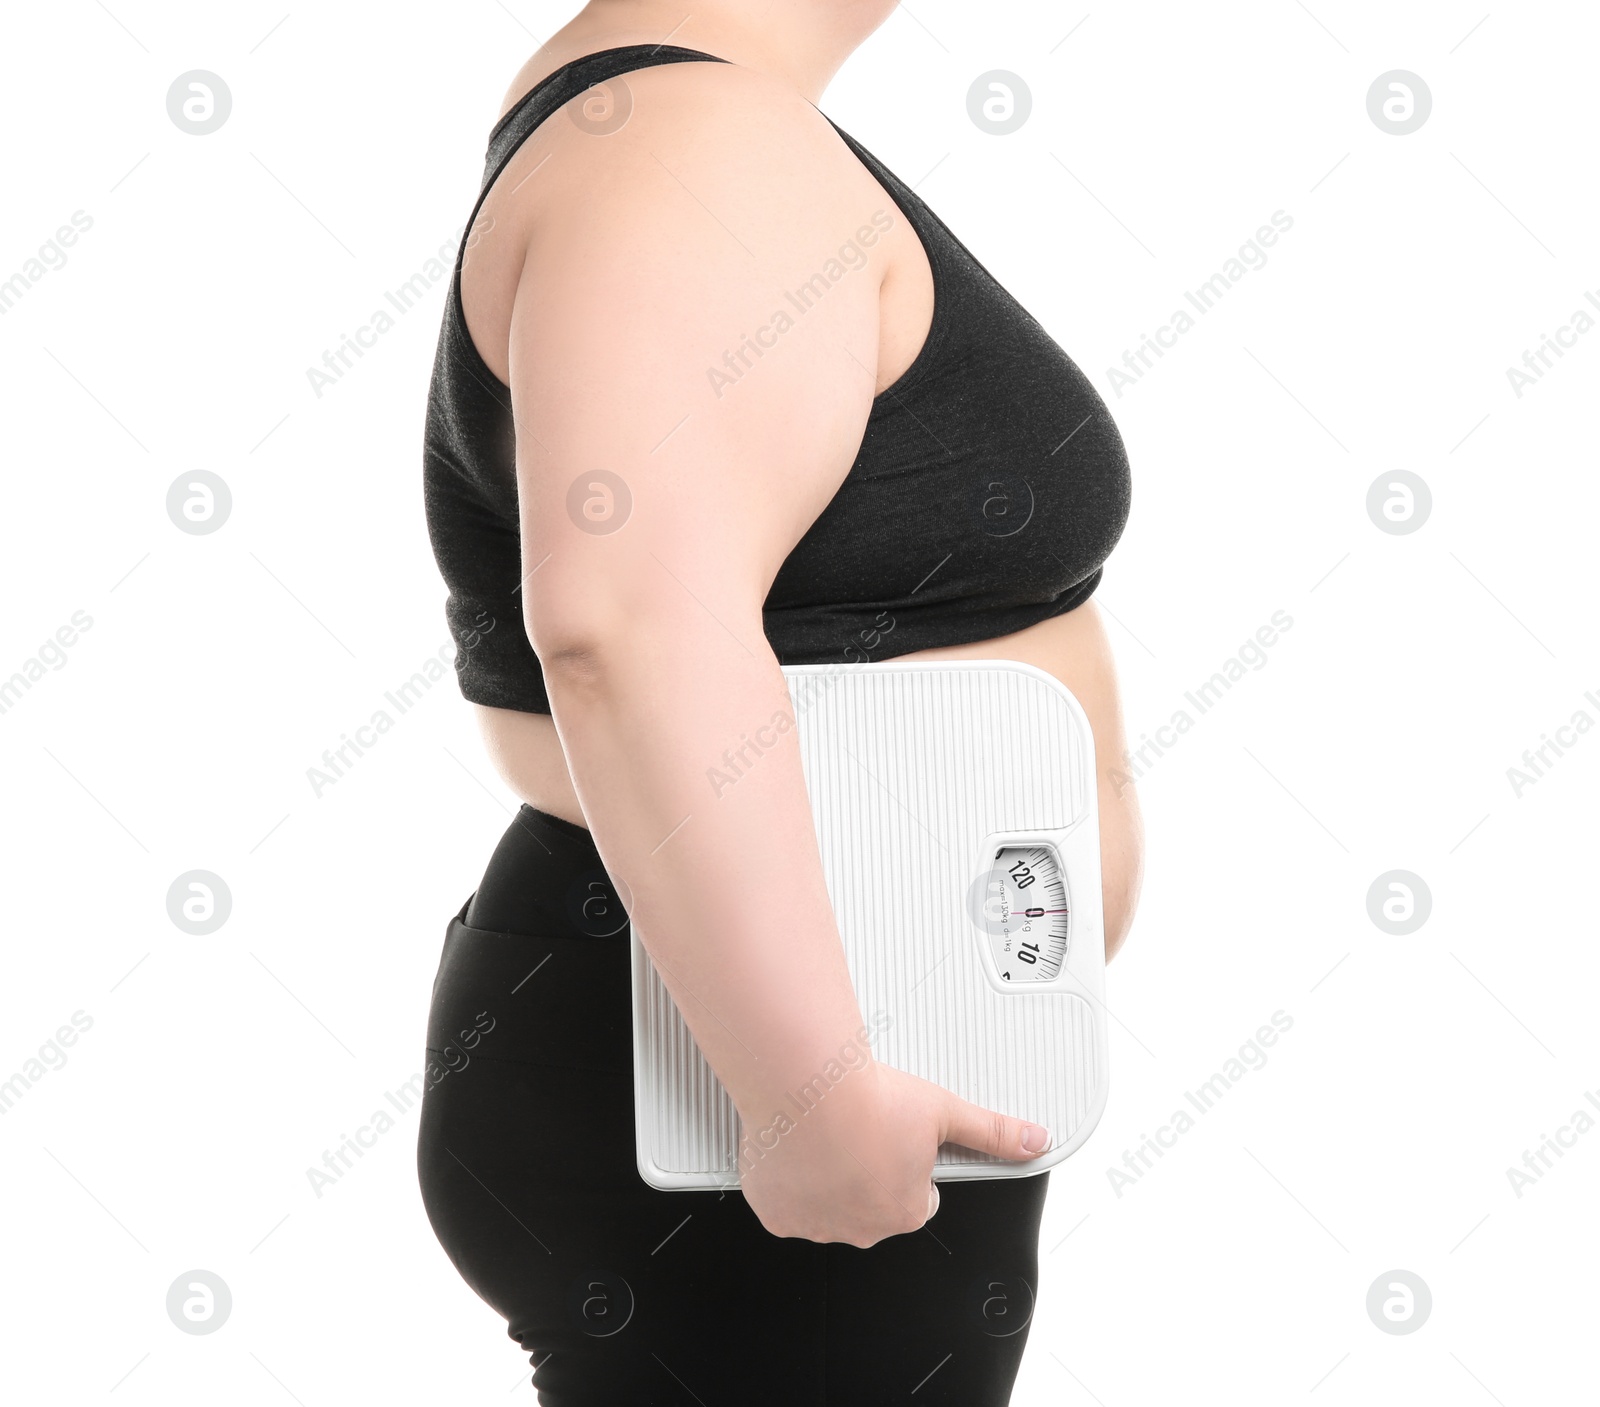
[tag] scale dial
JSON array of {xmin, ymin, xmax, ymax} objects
[{"xmin": 981, "ymin": 844, "xmax": 1070, "ymax": 983}]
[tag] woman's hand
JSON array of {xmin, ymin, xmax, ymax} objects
[{"xmin": 736, "ymin": 1060, "xmax": 1050, "ymax": 1247}]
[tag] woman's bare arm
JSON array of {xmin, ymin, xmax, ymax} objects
[
  {"xmin": 510, "ymin": 64, "xmax": 882, "ymax": 1105},
  {"xmin": 502, "ymin": 63, "xmax": 1045, "ymax": 1242}
]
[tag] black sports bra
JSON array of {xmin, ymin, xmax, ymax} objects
[{"xmin": 423, "ymin": 45, "xmax": 1132, "ymax": 714}]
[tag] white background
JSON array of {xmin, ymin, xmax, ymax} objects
[{"xmin": 2, "ymin": 0, "xmax": 1596, "ymax": 1402}]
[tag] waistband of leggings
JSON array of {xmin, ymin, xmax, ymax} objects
[
  {"xmin": 485, "ymin": 805, "xmax": 627, "ymax": 940},
  {"xmin": 518, "ymin": 803, "xmax": 599, "ymax": 851}
]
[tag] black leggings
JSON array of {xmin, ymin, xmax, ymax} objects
[{"xmin": 417, "ymin": 805, "xmax": 1050, "ymax": 1405}]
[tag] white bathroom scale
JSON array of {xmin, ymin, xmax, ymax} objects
[{"xmin": 630, "ymin": 658, "xmax": 1110, "ymax": 1191}]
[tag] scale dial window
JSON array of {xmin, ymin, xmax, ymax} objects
[{"xmin": 981, "ymin": 845, "xmax": 1070, "ymax": 983}]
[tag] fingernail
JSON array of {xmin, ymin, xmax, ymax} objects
[{"xmin": 1021, "ymin": 1124, "xmax": 1049, "ymax": 1154}]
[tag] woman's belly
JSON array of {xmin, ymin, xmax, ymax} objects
[{"xmin": 472, "ymin": 599, "xmax": 1144, "ymax": 961}]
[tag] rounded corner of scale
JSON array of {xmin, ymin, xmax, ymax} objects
[
  {"xmin": 1039, "ymin": 1108, "xmax": 1110, "ymax": 1172},
  {"xmin": 635, "ymin": 1150, "xmax": 735, "ymax": 1195},
  {"xmin": 1028, "ymin": 1063, "xmax": 1112, "ymax": 1172},
  {"xmin": 993, "ymin": 655, "xmax": 1080, "ymax": 692},
  {"xmin": 634, "ymin": 1148, "xmax": 681, "ymax": 1192}
]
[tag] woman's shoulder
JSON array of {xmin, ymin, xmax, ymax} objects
[{"xmin": 490, "ymin": 48, "xmax": 869, "ymax": 210}]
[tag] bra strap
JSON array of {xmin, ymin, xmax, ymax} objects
[{"xmin": 483, "ymin": 44, "xmax": 733, "ymax": 182}]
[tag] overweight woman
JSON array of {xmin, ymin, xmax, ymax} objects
[{"xmin": 416, "ymin": 2, "xmax": 1144, "ymax": 1401}]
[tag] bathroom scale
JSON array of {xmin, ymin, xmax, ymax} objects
[{"xmin": 630, "ymin": 658, "xmax": 1110, "ymax": 1191}]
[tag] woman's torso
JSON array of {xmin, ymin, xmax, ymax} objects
[{"xmin": 450, "ymin": 37, "xmax": 1145, "ymax": 953}]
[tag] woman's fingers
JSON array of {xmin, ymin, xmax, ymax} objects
[{"xmin": 939, "ymin": 1091, "xmax": 1051, "ymax": 1162}]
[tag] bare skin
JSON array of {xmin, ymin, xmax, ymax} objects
[{"xmin": 455, "ymin": 0, "xmax": 1145, "ymax": 1245}]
